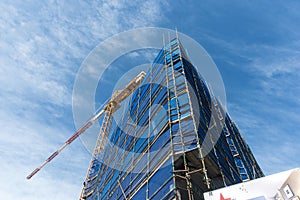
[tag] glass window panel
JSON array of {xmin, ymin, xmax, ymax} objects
[
  {"xmin": 131, "ymin": 184, "xmax": 146, "ymax": 200},
  {"xmin": 171, "ymin": 123, "xmax": 179, "ymax": 135},
  {"xmin": 150, "ymin": 128, "xmax": 170, "ymax": 152},
  {"xmin": 173, "ymin": 60, "xmax": 182, "ymax": 69},
  {"xmin": 153, "ymin": 49, "xmax": 164, "ymax": 64},
  {"xmin": 177, "ymin": 93, "xmax": 189, "ymax": 107},
  {"xmin": 148, "ymin": 160, "xmax": 173, "ymax": 197},
  {"xmin": 169, "ymin": 98, "xmax": 177, "ymax": 109}
]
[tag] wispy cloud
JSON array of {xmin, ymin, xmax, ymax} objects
[
  {"xmin": 225, "ymin": 41, "xmax": 300, "ymax": 174},
  {"xmin": 0, "ymin": 0, "xmax": 168, "ymax": 199},
  {"xmin": 200, "ymin": 3, "xmax": 300, "ymax": 174}
]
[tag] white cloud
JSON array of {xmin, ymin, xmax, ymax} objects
[
  {"xmin": 0, "ymin": 0, "xmax": 167, "ymax": 199},
  {"xmin": 248, "ymin": 43, "xmax": 300, "ymax": 77},
  {"xmin": 0, "ymin": 107, "xmax": 90, "ymax": 200},
  {"xmin": 228, "ymin": 100, "xmax": 300, "ymax": 175},
  {"xmin": 220, "ymin": 35, "xmax": 300, "ymax": 175}
]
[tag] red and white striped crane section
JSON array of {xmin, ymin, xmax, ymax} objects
[{"xmin": 26, "ymin": 71, "xmax": 146, "ymax": 180}]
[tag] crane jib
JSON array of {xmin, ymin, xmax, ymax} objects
[
  {"xmin": 26, "ymin": 71, "xmax": 146, "ymax": 180},
  {"xmin": 66, "ymin": 121, "xmax": 93, "ymax": 144}
]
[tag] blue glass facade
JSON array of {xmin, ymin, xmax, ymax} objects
[{"xmin": 80, "ymin": 38, "xmax": 263, "ymax": 200}]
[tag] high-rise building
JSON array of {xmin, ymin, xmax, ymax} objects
[{"xmin": 80, "ymin": 37, "xmax": 263, "ymax": 200}]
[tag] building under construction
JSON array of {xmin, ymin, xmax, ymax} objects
[{"xmin": 79, "ymin": 38, "xmax": 264, "ymax": 200}]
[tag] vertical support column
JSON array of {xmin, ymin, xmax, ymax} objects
[
  {"xmin": 146, "ymin": 53, "xmax": 154, "ymax": 200},
  {"xmin": 164, "ymin": 36, "xmax": 179, "ymax": 200},
  {"xmin": 130, "ymin": 76, "xmax": 142, "ymax": 199},
  {"xmin": 175, "ymin": 37, "xmax": 211, "ymax": 191},
  {"xmin": 80, "ymin": 104, "xmax": 114, "ymax": 199},
  {"xmin": 168, "ymin": 35, "xmax": 194, "ymax": 199}
]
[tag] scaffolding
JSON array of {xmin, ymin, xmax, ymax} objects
[{"xmin": 79, "ymin": 37, "xmax": 263, "ymax": 200}]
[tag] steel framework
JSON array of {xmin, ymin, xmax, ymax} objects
[{"xmin": 79, "ymin": 37, "xmax": 263, "ymax": 200}]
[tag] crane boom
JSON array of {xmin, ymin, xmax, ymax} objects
[{"xmin": 26, "ymin": 71, "xmax": 146, "ymax": 180}]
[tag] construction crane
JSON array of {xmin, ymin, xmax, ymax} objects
[{"xmin": 26, "ymin": 71, "xmax": 146, "ymax": 180}]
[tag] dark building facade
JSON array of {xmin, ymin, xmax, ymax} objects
[{"xmin": 80, "ymin": 38, "xmax": 263, "ymax": 200}]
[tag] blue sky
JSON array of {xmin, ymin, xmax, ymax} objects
[{"xmin": 0, "ymin": 1, "xmax": 299, "ymax": 199}]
